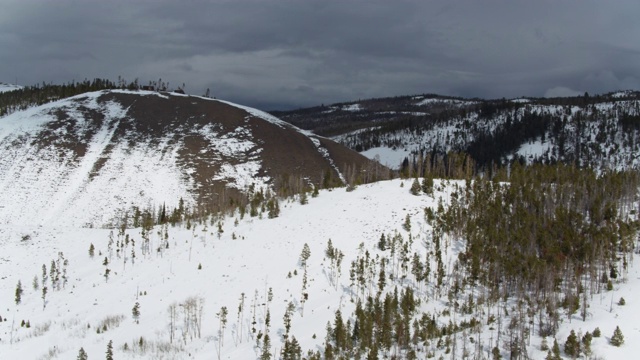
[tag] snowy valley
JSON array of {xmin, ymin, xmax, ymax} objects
[{"xmin": 1, "ymin": 177, "xmax": 638, "ymax": 359}]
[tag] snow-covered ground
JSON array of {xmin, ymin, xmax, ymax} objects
[
  {"xmin": 515, "ymin": 138, "xmax": 552, "ymax": 160},
  {"xmin": 0, "ymin": 179, "xmax": 638, "ymax": 359},
  {"xmin": 361, "ymin": 146, "xmax": 410, "ymax": 169}
]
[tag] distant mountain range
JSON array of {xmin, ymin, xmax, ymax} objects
[{"xmin": 273, "ymin": 91, "xmax": 640, "ymax": 171}]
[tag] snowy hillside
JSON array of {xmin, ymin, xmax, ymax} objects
[
  {"xmin": 0, "ymin": 91, "xmax": 189, "ymax": 228},
  {"xmin": 275, "ymin": 91, "xmax": 640, "ymax": 171},
  {"xmin": 0, "ymin": 179, "xmax": 638, "ymax": 359},
  {"xmin": 0, "ymin": 83, "xmax": 23, "ymax": 93},
  {"xmin": 0, "ymin": 90, "xmax": 377, "ymax": 228},
  {"xmin": 349, "ymin": 98, "xmax": 640, "ymax": 171}
]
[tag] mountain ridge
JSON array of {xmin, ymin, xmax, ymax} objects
[
  {"xmin": 273, "ymin": 90, "xmax": 640, "ymax": 171},
  {"xmin": 0, "ymin": 89, "xmax": 384, "ymax": 227}
]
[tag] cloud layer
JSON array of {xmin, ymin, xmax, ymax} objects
[{"xmin": 2, "ymin": 0, "xmax": 639, "ymax": 109}]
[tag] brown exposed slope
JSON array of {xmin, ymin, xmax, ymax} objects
[
  {"xmin": 99, "ymin": 91, "xmax": 385, "ymax": 202},
  {"xmin": 0, "ymin": 89, "xmax": 386, "ymax": 226}
]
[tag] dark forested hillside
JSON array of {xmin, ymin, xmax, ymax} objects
[{"xmin": 273, "ymin": 91, "xmax": 640, "ymax": 172}]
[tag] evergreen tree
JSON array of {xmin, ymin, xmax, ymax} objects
[
  {"xmin": 610, "ymin": 326, "xmax": 624, "ymax": 346},
  {"xmin": 377, "ymin": 233, "xmax": 386, "ymax": 251},
  {"xmin": 32, "ymin": 275, "xmax": 39, "ymax": 291},
  {"xmin": 551, "ymin": 339, "xmax": 561, "ymax": 360},
  {"xmin": 77, "ymin": 347, "xmax": 88, "ymax": 360},
  {"xmin": 421, "ymin": 177, "xmax": 434, "ymax": 195},
  {"xmin": 403, "ymin": 214, "xmax": 411, "ymax": 232},
  {"xmin": 300, "ymin": 243, "xmax": 311, "ymax": 269},
  {"xmin": 106, "ymin": 340, "xmax": 114, "ymax": 360},
  {"xmin": 260, "ymin": 333, "xmax": 272, "ymax": 360},
  {"xmin": 41, "ymin": 286, "xmax": 48, "ymax": 310},
  {"xmin": 564, "ymin": 330, "xmax": 580, "ymax": 357},
  {"xmin": 410, "ymin": 178, "xmax": 421, "ymax": 195},
  {"xmin": 132, "ymin": 302, "xmax": 140, "ymax": 323},
  {"xmin": 333, "ymin": 310, "xmax": 345, "ymax": 351},
  {"xmin": 582, "ymin": 332, "xmax": 593, "ymax": 357},
  {"xmin": 15, "ymin": 280, "xmax": 23, "ymax": 305}
]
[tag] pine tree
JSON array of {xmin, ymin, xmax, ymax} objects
[
  {"xmin": 403, "ymin": 214, "xmax": 411, "ymax": 232},
  {"xmin": 300, "ymin": 243, "xmax": 311, "ymax": 270},
  {"xmin": 132, "ymin": 302, "xmax": 140, "ymax": 323},
  {"xmin": 410, "ymin": 178, "xmax": 421, "ymax": 195},
  {"xmin": 333, "ymin": 310, "xmax": 345, "ymax": 351},
  {"xmin": 106, "ymin": 339, "xmax": 114, "ymax": 360},
  {"xmin": 260, "ymin": 333, "xmax": 272, "ymax": 360},
  {"xmin": 89, "ymin": 243, "xmax": 95, "ymax": 258},
  {"xmin": 610, "ymin": 326, "xmax": 624, "ymax": 346},
  {"xmin": 77, "ymin": 347, "xmax": 88, "ymax": 360},
  {"xmin": 564, "ymin": 330, "xmax": 580, "ymax": 357},
  {"xmin": 582, "ymin": 332, "xmax": 593, "ymax": 357},
  {"xmin": 421, "ymin": 177, "xmax": 434, "ymax": 195},
  {"xmin": 15, "ymin": 280, "xmax": 23, "ymax": 305},
  {"xmin": 217, "ymin": 305, "xmax": 229, "ymax": 358},
  {"xmin": 593, "ymin": 327, "xmax": 601, "ymax": 337},
  {"xmin": 551, "ymin": 339, "xmax": 561, "ymax": 360},
  {"xmin": 32, "ymin": 275, "xmax": 39, "ymax": 290},
  {"xmin": 377, "ymin": 233, "xmax": 386, "ymax": 251},
  {"xmin": 41, "ymin": 286, "xmax": 48, "ymax": 310}
]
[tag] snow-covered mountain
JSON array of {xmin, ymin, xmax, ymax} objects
[
  {"xmin": 0, "ymin": 89, "xmax": 378, "ymax": 227},
  {"xmin": 274, "ymin": 91, "xmax": 640, "ymax": 171}
]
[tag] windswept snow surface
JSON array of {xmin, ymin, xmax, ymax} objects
[{"xmin": 0, "ymin": 179, "xmax": 638, "ymax": 360}]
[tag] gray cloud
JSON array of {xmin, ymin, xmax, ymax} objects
[{"xmin": 1, "ymin": 0, "xmax": 639, "ymax": 109}]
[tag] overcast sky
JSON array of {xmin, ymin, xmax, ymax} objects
[{"xmin": 1, "ymin": 0, "xmax": 639, "ymax": 110}]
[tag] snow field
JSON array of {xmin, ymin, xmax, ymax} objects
[
  {"xmin": 0, "ymin": 179, "xmax": 449, "ymax": 359},
  {"xmin": 1, "ymin": 179, "xmax": 637, "ymax": 359}
]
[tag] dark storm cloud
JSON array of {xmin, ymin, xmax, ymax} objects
[{"xmin": 1, "ymin": 0, "xmax": 640, "ymax": 109}]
